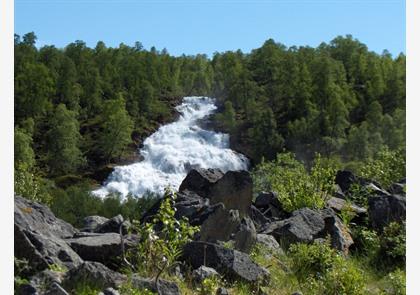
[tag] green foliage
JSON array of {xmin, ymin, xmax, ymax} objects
[
  {"xmin": 14, "ymin": 127, "xmax": 35, "ymax": 170},
  {"xmin": 288, "ymin": 241, "xmax": 366, "ymax": 295},
  {"xmin": 359, "ymin": 147, "xmax": 406, "ymax": 188},
  {"xmin": 46, "ymin": 104, "xmax": 85, "ymax": 175},
  {"xmin": 337, "ymin": 200, "xmax": 357, "ymax": 226},
  {"xmin": 14, "ymin": 168, "xmax": 53, "ymax": 205},
  {"xmin": 382, "ymin": 268, "xmax": 406, "ymax": 295},
  {"xmin": 128, "ymin": 189, "xmax": 199, "ymax": 278},
  {"xmin": 252, "ymin": 152, "xmax": 336, "ymax": 212},
  {"xmin": 196, "ymin": 276, "xmax": 221, "ymax": 295},
  {"xmin": 98, "ymin": 96, "xmax": 134, "ymax": 163},
  {"xmin": 379, "ymin": 222, "xmax": 406, "ymax": 268}
]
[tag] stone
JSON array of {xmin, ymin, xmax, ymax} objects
[
  {"xmin": 192, "ymin": 266, "xmax": 220, "ymax": 283},
  {"xmin": 234, "ymin": 217, "xmax": 257, "ymax": 253},
  {"xmin": 179, "ymin": 168, "xmax": 224, "ymax": 197},
  {"xmin": 368, "ymin": 194, "xmax": 406, "ymax": 231},
  {"xmin": 14, "ymin": 196, "xmax": 83, "ymax": 273},
  {"xmin": 321, "ymin": 209, "xmax": 354, "ymax": 254},
  {"xmin": 95, "ymin": 214, "xmax": 130, "ymax": 235},
  {"xmin": 102, "ymin": 287, "xmax": 121, "ymax": 295},
  {"xmin": 326, "ymin": 197, "xmax": 367, "ymax": 215},
  {"xmin": 256, "ymin": 234, "xmax": 281, "ymax": 251},
  {"xmin": 216, "ymin": 287, "xmax": 229, "ymax": 295},
  {"xmin": 199, "ymin": 204, "xmax": 240, "ymax": 243},
  {"xmin": 130, "ymin": 275, "xmax": 181, "ymax": 295},
  {"xmin": 182, "ymin": 241, "xmax": 270, "ymax": 284},
  {"xmin": 63, "ymin": 261, "xmax": 126, "ymax": 291},
  {"xmin": 81, "ymin": 216, "xmax": 109, "ymax": 232},
  {"xmin": 250, "ymin": 205, "xmax": 271, "ymax": 230},
  {"xmin": 65, "ymin": 232, "xmax": 138, "ymax": 269},
  {"xmin": 45, "ymin": 282, "xmax": 69, "ymax": 295}
]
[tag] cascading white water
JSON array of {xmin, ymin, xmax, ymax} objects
[{"xmin": 93, "ymin": 96, "xmax": 249, "ymax": 198}]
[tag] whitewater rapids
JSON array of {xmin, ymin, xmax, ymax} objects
[{"xmin": 93, "ymin": 96, "xmax": 249, "ymax": 198}]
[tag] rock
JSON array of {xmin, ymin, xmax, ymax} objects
[
  {"xmin": 15, "ymin": 195, "xmax": 77, "ymax": 239},
  {"xmin": 182, "ymin": 241, "xmax": 270, "ymax": 284},
  {"xmin": 179, "ymin": 168, "xmax": 224, "ymax": 197},
  {"xmin": 261, "ymin": 208, "xmax": 325, "ymax": 247},
  {"xmin": 207, "ymin": 170, "xmax": 253, "ymax": 216},
  {"xmin": 368, "ymin": 194, "xmax": 406, "ymax": 231},
  {"xmin": 388, "ymin": 180, "xmax": 406, "ymax": 196},
  {"xmin": 261, "ymin": 208, "xmax": 353, "ymax": 253},
  {"xmin": 234, "ymin": 217, "xmax": 257, "ymax": 253},
  {"xmin": 130, "ymin": 275, "xmax": 181, "ymax": 295},
  {"xmin": 216, "ymin": 287, "xmax": 229, "ymax": 295},
  {"xmin": 174, "ymin": 190, "xmax": 210, "ymax": 223},
  {"xmin": 192, "ymin": 266, "xmax": 220, "ymax": 283},
  {"xmin": 63, "ymin": 261, "xmax": 126, "ymax": 291},
  {"xmin": 256, "ymin": 234, "xmax": 281, "ymax": 251},
  {"xmin": 45, "ymin": 282, "xmax": 69, "ymax": 295},
  {"xmin": 95, "ymin": 215, "xmax": 131, "ymax": 235},
  {"xmin": 14, "ymin": 196, "xmax": 83, "ymax": 273},
  {"xmin": 250, "ymin": 205, "xmax": 271, "ymax": 230},
  {"xmin": 65, "ymin": 232, "xmax": 138, "ymax": 269},
  {"xmin": 81, "ymin": 216, "xmax": 109, "ymax": 232},
  {"xmin": 254, "ymin": 192, "xmax": 285, "ymax": 219},
  {"xmin": 199, "ymin": 205, "xmax": 241, "ymax": 243},
  {"xmin": 321, "ymin": 209, "xmax": 354, "ymax": 254},
  {"xmin": 179, "ymin": 169, "xmax": 253, "ymax": 216},
  {"xmin": 101, "ymin": 287, "xmax": 120, "ymax": 295},
  {"xmin": 326, "ymin": 197, "xmax": 367, "ymax": 215},
  {"xmin": 335, "ymin": 170, "xmax": 365, "ymax": 193}
]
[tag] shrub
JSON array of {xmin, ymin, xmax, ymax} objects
[
  {"xmin": 252, "ymin": 152, "xmax": 336, "ymax": 212},
  {"xmin": 288, "ymin": 241, "xmax": 366, "ymax": 295},
  {"xmin": 379, "ymin": 221, "xmax": 406, "ymax": 268},
  {"xmin": 360, "ymin": 147, "xmax": 405, "ymax": 188},
  {"xmin": 15, "ymin": 167, "xmax": 53, "ymax": 206},
  {"xmin": 382, "ymin": 268, "xmax": 406, "ymax": 295},
  {"xmin": 128, "ymin": 189, "xmax": 199, "ymax": 279}
]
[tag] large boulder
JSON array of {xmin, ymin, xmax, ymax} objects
[
  {"xmin": 182, "ymin": 241, "xmax": 270, "ymax": 284},
  {"xmin": 368, "ymin": 194, "xmax": 406, "ymax": 231},
  {"xmin": 234, "ymin": 217, "xmax": 257, "ymax": 253},
  {"xmin": 179, "ymin": 169, "xmax": 253, "ymax": 216},
  {"xmin": 17, "ymin": 269, "xmax": 67, "ymax": 295},
  {"xmin": 256, "ymin": 234, "xmax": 281, "ymax": 251},
  {"xmin": 261, "ymin": 208, "xmax": 353, "ymax": 253},
  {"xmin": 14, "ymin": 196, "xmax": 83, "ymax": 273},
  {"xmin": 81, "ymin": 216, "xmax": 109, "ymax": 233},
  {"xmin": 62, "ymin": 261, "xmax": 126, "ymax": 291},
  {"xmin": 250, "ymin": 205, "xmax": 271, "ymax": 230},
  {"xmin": 335, "ymin": 170, "xmax": 366, "ymax": 193},
  {"xmin": 253, "ymin": 192, "xmax": 286, "ymax": 219},
  {"xmin": 192, "ymin": 266, "xmax": 220, "ymax": 284},
  {"xmin": 199, "ymin": 204, "xmax": 241, "ymax": 243},
  {"xmin": 326, "ymin": 197, "xmax": 367, "ymax": 215},
  {"xmin": 95, "ymin": 214, "xmax": 130, "ymax": 235},
  {"xmin": 178, "ymin": 168, "xmax": 224, "ymax": 197},
  {"xmin": 65, "ymin": 232, "xmax": 138, "ymax": 269}
]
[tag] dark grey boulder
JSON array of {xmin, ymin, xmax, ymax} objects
[
  {"xmin": 14, "ymin": 196, "xmax": 83, "ymax": 273},
  {"xmin": 99, "ymin": 287, "xmax": 120, "ymax": 295},
  {"xmin": 182, "ymin": 241, "xmax": 270, "ymax": 284},
  {"xmin": 250, "ymin": 205, "xmax": 271, "ymax": 230},
  {"xmin": 368, "ymin": 194, "xmax": 406, "ymax": 231},
  {"xmin": 321, "ymin": 209, "xmax": 354, "ymax": 254},
  {"xmin": 199, "ymin": 204, "xmax": 240, "ymax": 243},
  {"xmin": 81, "ymin": 216, "xmax": 109, "ymax": 232},
  {"xmin": 326, "ymin": 197, "xmax": 367, "ymax": 215},
  {"xmin": 256, "ymin": 234, "xmax": 281, "ymax": 251},
  {"xmin": 95, "ymin": 214, "xmax": 130, "ymax": 235},
  {"xmin": 234, "ymin": 217, "xmax": 257, "ymax": 253},
  {"xmin": 130, "ymin": 275, "xmax": 181, "ymax": 295},
  {"xmin": 63, "ymin": 261, "xmax": 126, "ymax": 291},
  {"xmin": 65, "ymin": 232, "xmax": 138, "ymax": 269},
  {"xmin": 335, "ymin": 170, "xmax": 365, "ymax": 193},
  {"xmin": 192, "ymin": 266, "xmax": 220, "ymax": 283},
  {"xmin": 179, "ymin": 168, "xmax": 224, "ymax": 197},
  {"xmin": 207, "ymin": 170, "xmax": 253, "ymax": 216},
  {"xmin": 254, "ymin": 192, "xmax": 286, "ymax": 219},
  {"xmin": 388, "ymin": 181, "xmax": 406, "ymax": 196}
]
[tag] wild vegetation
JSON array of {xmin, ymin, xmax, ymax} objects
[{"xmin": 14, "ymin": 32, "xmax": 405, "ymax": 294}]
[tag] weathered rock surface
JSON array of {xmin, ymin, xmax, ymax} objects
[
  {"xmin": 192, "ymin": 266, "xmax": 220, "ymax": 283},
  {"xmin": 62, "ymin": 261, "xmax": 126, "ymax": 291},
  {"xmin": 256, "ymin": 234, "xmax": 281, "ymax": 251},
  {"xmin": 65, "ymin": 232, "xmax": 138, "ymax": 269},
  {"xmin": 81, "ymin": 215, "xmax": 109, "ymax": 232},
  {"xmin": 254, "ymin": 191, "xmax": 286, "ymax": 219},
  {"xmin": 182, "ymin": 241, "xmax": 270, "ymax": 284},
  {"xmin": 327, "ymin": 197, "xmax": 367, "ymax": 215},
  {"xmin": 95, "ymin": 214, "xmax": 130, "ymax": 235},
  {"xmin": 179, "ymin": 168, "xmax": 224, "ymax": 197},
  {"xmin": 368, "ymin": 194, "xmax": 406, "ymax": 231},
  {"xmin": 234, "ymin": 216, "xmax": 257, "ymax": 253},
  {"xmin": 14, "ymin": 195, "xmax": 83, "ymax": 273},
  {"xmin": 130, "ymin": 275, "xmax": 181, "ymax": 295}
]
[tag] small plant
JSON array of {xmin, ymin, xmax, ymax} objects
[
  {"xmin": 48, "ymin": 263, "xmax": 67, "ymax": 273},
  {"xmin": 196, "ymin": 276, "xmax": 221, "ymax": 295},
  {"xmin": 338, "ymin": 200, "xmax": 357, "ymax": 226},
  {"xmin": 382, "ymin": 268, "xmax": 406, "ymax": 295},
  {"xmin": 14, "ymin": 167, "xmax": 53, "ymax": 205},
  {"xmin": 128, "ymin": 188, "xmax": 199, "ymax": 283},
  {"xmin": 379, "ymin": 221, "xmax": 406, "ymax": 268}
]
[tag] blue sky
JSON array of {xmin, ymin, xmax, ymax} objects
[{"xmin": 15, "ymin": 0, "xmax": 405, "ymax": 57}]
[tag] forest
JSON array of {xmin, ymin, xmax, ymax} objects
[{"xmin": 14, "ymin": 32, "xmax": 406, "ymax": 294}]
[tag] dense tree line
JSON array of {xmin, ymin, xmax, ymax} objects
[{"xmin": 15, "ymin": 32, "xmax": 405, "ymax": 182}]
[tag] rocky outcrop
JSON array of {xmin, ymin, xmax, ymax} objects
[
  {"xmin": 261, "ymin": 208, "xmax": 353, "ymax": 253},
  {"xmin": 182, "ymin": 241, "xmax": 269, "ymax": 284},
  {"xmin": 368, "ymin": 194, "xmax": 406, "ymax": 231},
  {"xmin": 192, "ymin": 266, "xmax": 220, "ymax": 284},
  {"xmin": 14, "ymin": 195, "xmax": 83, "ymax": 273},
  {"xmin": 256, "ymin": 234, "xmax": 281, "ymax": 251},
  {"xmin": 234, "ymin": 216, "xmax": 257, "ymax": 253},
  {"xmin": 179, "ymin": 168, "xmax": 224, "ymax": 197},
  {"xmin": 81, "ymin": 216, "xmax": 109, "ymax": 232}
]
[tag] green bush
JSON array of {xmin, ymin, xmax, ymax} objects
[
  {"xmin": 252, "ymin": 152, "xmax": 336, "ymax": 212},
  {"xmin": 360, "ymin": 147, "xmax": 405, "ymax": 188},
  {"xmin": 15, "ymin": 167, "xmax": 53, "ymax": 206},
  {"xmin": 379, "ymin": 222, "xmax": 406, "ymax": 268},
  {"xmin": 382, "ymin": 268, "xmax": 406, "ymax": 295},
  {"xmin": 288, "ymin": 241, "xmax": 366, "ymax": 295}
]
